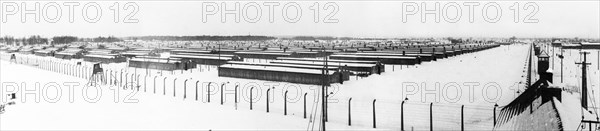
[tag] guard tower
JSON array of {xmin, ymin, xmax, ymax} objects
[
  {"xmin": 537, "ymin": 51, "xmax": 553, "ymax": 83},
  {"xmin": 88, "ymin": 63, "xmax": 105, "ymax": 85}
]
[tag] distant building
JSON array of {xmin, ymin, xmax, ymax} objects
[
  {"xmin": 54, "ymin": 48, "xmax": 84, "ymax": 59},
  {"xmin": 580, "ymin": 42, "xmax": 600, "ymax": 49}
]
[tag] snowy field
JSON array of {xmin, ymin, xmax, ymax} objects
[
  {"xmin": 0, "ymin": 44, "xmax": 534, "ymax": 130},
  {"xmin": 0, "ymin": 59, "xmax": 366, "ymax": 130}
]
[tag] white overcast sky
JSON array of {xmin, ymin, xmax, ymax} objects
[{"xmin": 0, "ymin": 1, "xmax": 598, "ymax": 39}]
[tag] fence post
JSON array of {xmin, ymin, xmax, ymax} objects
[
  {"xmin": 77, "ymin": 65, "xmax": 80, "ymax": 78},
  {"xmin": 124, "ymin": 73, "xmax": 128, "ymax": 89},
  {"xmin": 348, "ymin": 97, "xmax": 352, "ymax": 126},
  {"xmin": 76, "ymin": 65, "xmax": 80, "ymax": 77},
  {"xmin": 131, "ymin": 73, "xmax": 135, "ymax": 90},
  {"xmin": 120, "ymin": 72, "xmax": 123, "ymax": 87},
  {"xmin": 173, "ymin": 78, "xmax": 177, "ymax": 97},
  {"xmin": 430, "ymin": 102, "xmax": 433, "ymax": 131},
  {"xmin": 402, "ymin": 99, "xmax": 407, "ymax": 131},
  {"xmin": 250, "ymin": 87, "xmax": 254, "ymax": 110},
  {"xmin": 74, "ymin": 64, "xmax": 77, "ymax": 76},
  {"xmin": 144, "ymin": 75, "xmax": 147, "ymax": 92},
  {"xmin": 304, "ymin": 93, "xmax": 307, "ymax": 119},
  {"xmin": 64, "ymin": 63, "xmax": 68, "ymax": 74},
  {"xmin": 73, "ymin": 65, "xmax": 77, "ymax": 76},
  {"xmin": 111, "ymin": 70, "xmax": 116, "ymax": 85},
  {"xmin": 153, "ymin": 76, "xmax": 158, "ymax": 94},
  {"xmin": 235, "ymin": 85, "xmax": 238, "ymax": 104},
  {"xmin": 106, "ymin": 70, "xmax": 110, "ymax": 85},
  {"xmin": 221, "ymin": 83, "xmax": 225, "ymax": 105},
  {"xmin": 326, "ymin": 94, "xmax": 329, "ymax": 122},
  {"xmin": 136, "ymin": 74, "xmax": 140, "ymax": 91},
  {"xmin": 103, "ymin": 69, "xmax": 107, "ymax": 85},
  {"xmin": 163, "ymin": 77, "xmax": 167, "ymax": 95},
  {"xmin": 461, "ymin": 105, "xmax": 464, "ymax": 131},
  {"xmin": 208, "ymin": 82, "xmax": 212, "ymax": 103},
  {"xmin": 195, "ymin": 81, "xmax": 200, "ymax": 101},
  {"xmin": 103, "ymin": 69, "xmax": 106, "ymax": 84},
  {"xmin": 110, "ymin": 70, "xmax": 114, "ymax": 85},
  {"xmin": 266, "ymin": 88, "xmax": 271, "ymax": 113},
  {"xmin": 86, "ymin": 66, "xmax": 90, "ymax": 78},
  {"xmin": 494, "ymin": 104, "xmax": 498, "ymax": 127},
  {"xmin": 184, "ymin": 79, "xmax": 189, "ymax": 99},
  {"xmin": 284, "ymin": 90, "xmax": 288, "ymax": 115},
  {"xmin": 373, "ymin": 99, "xmax": 377, "ymax": 128}
]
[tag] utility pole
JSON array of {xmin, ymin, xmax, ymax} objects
[
  {"xmin": 321, "ymin": 43, "xmax": 328, "ymax": 131},
  {"xmin": 560, "ymin": 48, "xmax": 564, "ymax": 83},
  {"xmin": 576, "ymin": 51, "xmax": 591, "ymax": 109}
]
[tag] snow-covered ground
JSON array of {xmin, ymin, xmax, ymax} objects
[
  {"xmin": 0, "ymin": 59, "xmax": 369, "ymax": 130},
  {"xmin": 540, "ymin": 45, "xmax": 600, "ymax": 130},
  {"xmin": 0, "ymin": 44, "xmax": 531, "ymax": 130}
]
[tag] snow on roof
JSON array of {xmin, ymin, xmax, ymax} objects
[
  {"xmin": 295, "ymin": 51, "xmax": 319, "ymax": 54},
  {"xmin": 235, "ymin": 51, "xmax": 292, "ymax": 55},
  {"xmin": 273, "ymin": 60, "xmax": 375, "ymax": 67},
  {"xmin": 175, "ymin": 52, "xmax": 234, "ymax": 57},
  {"xmin": 330, "ymin": 54, "xmax": 417, "ymax": 59},
  {"xmin": 35, "ymin": 50, "xmax": 53, "ymax": 53},
  {"xmin": 339, "ymin": 52, "xmax": 432, "ymax": 57},
  {"xmin": 135, "ymin": 56, "xmax": 181, "ymax": 60},
  {"xmin": 87, "ymin": 49, "xmax": 113, "ymax": 54},
  {"xmin": 546, "ymin": 68, "xmax": 553, "ymax": 73},
  {"xmin": 171, "ymin": 49, "xmax": 212, "ymax": 53},
  {"xmin": 220, "ymin": 64, "xmax": 334, "ymax": 75},
  {"xmin": 32, "ymin": 46, "xmax": 45, "ymax": 50},
  {"xmin": 106, "ymin": 47, "xmax": 128, "ymax": 50},
  {"xmin": 56, "ymin": 49, "xmax": 82, "ymax": 55},
  {"xmin": 581, "ymin": 42, "xmax": 600, "ymax": 46},
  {"xmin": 227, "ymin": 61, "xmax": 339, "ymax": 69},
  {"xmin": 276, "ymin": 57, "xmax": 379, "ymax": 64},
  {"xmin": 130, "ymin": 58, "xmax": 180, "ymax": 63},
  {"xmin": 122, "ymin": 51, "xmax": 150, "ymax": 56},
  {"xmin": 19, "ymin": 48, "xmax": 34, "ymax": 51},
  {"xmin": 170, "ymin": 54, "xmax": 232, "ymax": 60},
  {"xmin": 84, "ymin": 54, "xmax": 117, "ymax": 59},
  {"xmin": 133, "ymin": 48, "xmax": 155, "ymax": 51}
]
